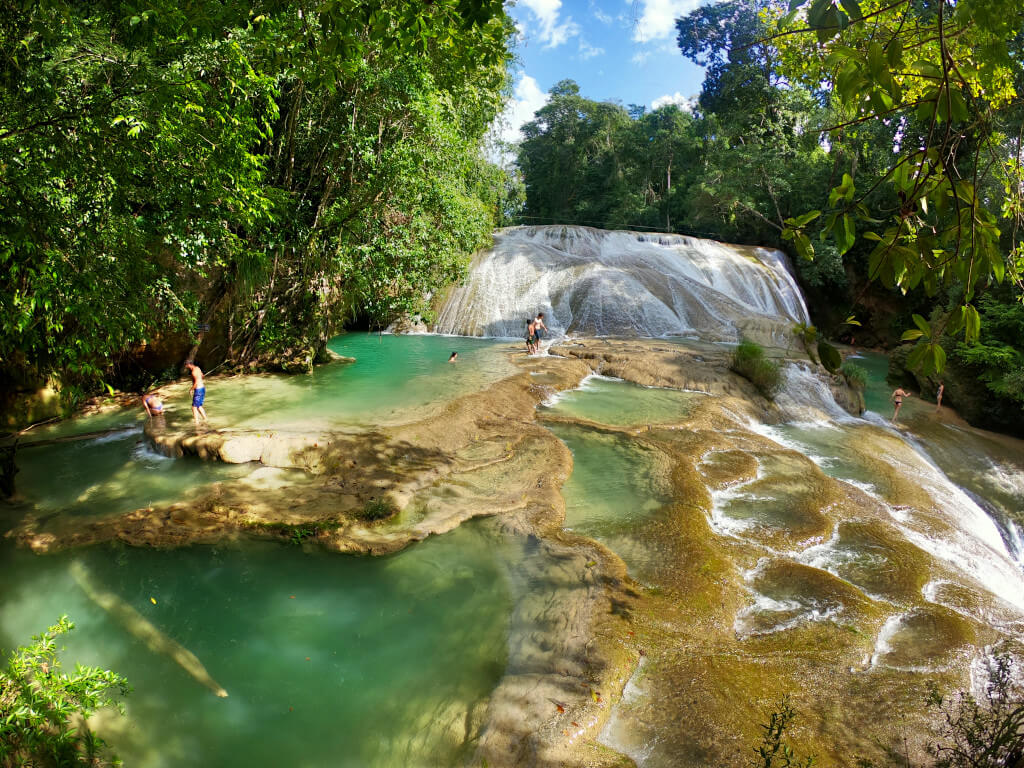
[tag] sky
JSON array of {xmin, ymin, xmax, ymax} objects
[{"xmin": 497, "ymin": 0, "xmax": 708, "ymax": 148}]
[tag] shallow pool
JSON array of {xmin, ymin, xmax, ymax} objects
[{"xmin": 0, "ymin": 520, "xmax": 517, "ymax": 768}]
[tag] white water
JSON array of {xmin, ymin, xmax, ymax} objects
[
  {"xmin": 765, "ymin": 372, "xmax": 1024, "ymax": 617},
  {"xmin": 434, "ymin": 226, "xmax": 809, "ymax": 341},
  {"xmin": 773, "ymin": 364, "xmax": 855, "ymax": 424}
]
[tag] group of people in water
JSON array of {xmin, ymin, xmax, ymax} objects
[{"xmin": 140, "ymin": 361, "xmax": 208, "ymax": 424}]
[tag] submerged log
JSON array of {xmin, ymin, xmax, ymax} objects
[{"xmin": 70, "ymin": 561, "xmax": 229, "ymax": 698}]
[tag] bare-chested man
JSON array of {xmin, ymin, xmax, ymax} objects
[{"xmin": 184, "ymin": 361, "xmax": 208, "ymax": 423}]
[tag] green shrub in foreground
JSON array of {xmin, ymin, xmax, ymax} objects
[
  {"xmin": 732, "ymin": 340, "xmax": 782, "ymax": 399},
  {"xmin": 0, "ymin": 616, "xmax": 129, "ymax": 767}
]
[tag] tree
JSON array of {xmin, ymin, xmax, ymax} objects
[
  {"xmin": 1, "ymin": 0, "xmax": 514, "ymax": 401},
  {"xmin": 766, "ymin": 0, "xmax": 1024, "ymax": 372},
  {"xmin": 0, "ymin": 616, "xmax": 130, "ymax": 767}
]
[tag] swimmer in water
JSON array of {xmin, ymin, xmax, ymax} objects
[{"xmin": 448, "ymin": 351, "xmax": 458, "ymax": 363}]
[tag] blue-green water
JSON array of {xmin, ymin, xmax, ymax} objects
[
  {"xmin": 2, "ymin": 334, "xmax": 531, "ymax": 766},
  {"xmin": 200, "ymin": 334, "xmax": 517, "ymax": 430},
  {"xmin": 22, "ymin": 333, "xmax": 516, "ymax": 439},
  {"xmin": 540, "ymin": 376, "xmax": 701, "ymax": 427},
  {"xmin": 0, "ymin": 521, "xmax": 516, "ymax": 767},
  {"xmin": 14, "ymin": 429, "xmax": 252, "ymax": 521},
  {"xmin": 544, "ymin": 380, "xmax": 672, "ymax": 581}
]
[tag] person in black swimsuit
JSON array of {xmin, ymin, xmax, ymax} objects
[{"xmin": 891, "ymin": 387, "xmax": 910, "ymax": 423}]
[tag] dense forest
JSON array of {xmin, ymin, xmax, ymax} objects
[
  {"xmin": 2, "ymin": 0, "xmax": 1023, "ymax": 434},
  {"xmin": 1, "ymin": 0, "xmax": 515, "ymax": 414},
  {"xmin": 514, "ymin": 0, "xmax": 1024, "ymax": 434}
]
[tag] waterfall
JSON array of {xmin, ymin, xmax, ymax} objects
[
  {"xmin": 433, "ymin": 225, "xmax": 810, "ymax": 341},
  {"xmin": 773, "ymin": 363, "xmax": 854, "ymax": 423}
]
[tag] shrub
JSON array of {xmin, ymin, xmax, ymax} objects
[
  {"xmin": 732, "ymin": 339, "xmax": 782, "ymax": 399},
  {"xmin": 361, "ymin": 498, "xmax": 398, "ymax": 522},
  {"xmin": 750, "ymin": 696, "xmax": 815, "ymax": 768},
  {"xmin": 0, "ymin": 617, "xmax": 129, "ymax": 767},
  {"xmin": 927, "ymin": 654, "xmax": 1024, "ymax": 768},
  {"xmin": 840, "ymin": 361, "xmax": 868, "ymax": 390}
]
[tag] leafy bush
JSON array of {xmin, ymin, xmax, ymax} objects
[
  {"xmin": 0, "ymin": 617, "xmax": 129, "ymax": 767},
  {"xmin": 732, "ymin": 339, "xmax": 782, "ymax": 399},
  {"xmin": 840, "ymin": 361, "xmax": 868, "ymax": 390}
]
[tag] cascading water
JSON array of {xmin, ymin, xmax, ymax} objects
[{"xmin": 433, "ymin": 225, "xmax": 809, "ymax": 341}]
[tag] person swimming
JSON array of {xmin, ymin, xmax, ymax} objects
[{"xmin": 448, "ymin": 351, "xmax": 458, "ymax": 363}]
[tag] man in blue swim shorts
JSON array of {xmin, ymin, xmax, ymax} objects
[{"xmin": 185, "ymin": 361, "xmax": 208, "ymax": 423}]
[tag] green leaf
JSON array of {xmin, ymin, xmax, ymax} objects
[
  {"xmin": 867, "ymin": 41, "xmax": 885, "ymax": 78},
  {"xmin": 818, "ymin": 340, "xmax": 843, "ymax": 373},
  {"xmin": 835, "ymin": 213, "xmax": 855, "ymax": 254},
  {"xmin": 838, "ymin": 0, "xmax": 861, "ymax": 20},
  {"xmin": 794, "ymin": 232, "xmax": 815, "ymax": 260},
  {"xmin": 901, "ymin": 329, "xmax": 925, "ymax": 341},
  {"xmin": 964, "ymin": 303, "xmax": 981, "ymax": 343},
  {"xmin": 912, "ymin": 313, "xmax": 931, "ymax": 336},
  {"xmin": 885, "ymin": 39, "xmax": 903, "ymax": 68},
  {"xmin": 794, "ymin": 209, "xmax": 821, "ymax": 227},
  {"xmin": 906, "ymin": 343, "xmax": 929, "ymax": 371}
]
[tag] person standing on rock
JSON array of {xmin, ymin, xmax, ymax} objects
[
  {"xmin": 533, "ymin": 312, "xmax": 548, "ymax": 353},
  {"xmin": 890, "ymin": 386, "xmax": 911, "ymax": 423},
  {"xmin": 935, "ymin": 381, "xmax": 944, "ymax": 413},
  {"xmin": 185, "ymin": 361, "xmax": 208, "ymax": 423},
  {"xmin": 526, "ymin": 318, "xmax": 537, "ymax": 355}
]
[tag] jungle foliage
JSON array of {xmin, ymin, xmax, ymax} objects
[
  {"xmin": 513, "ymin": 0, "xmax": 1024, "ymax": 431},
  {"xmin": 1, "ymin": 0, "xmax": 514, "ymax": 401}
]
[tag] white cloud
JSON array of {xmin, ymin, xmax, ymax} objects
[
  {"xmin": 497, "ymin": 75, "xmax": 550, "ymax": 147},
  {"xmin": 520, "ymin": 0, "xmax": 580, "ymax": 48},
  {"xmin": 578, "ymin": 39, "xmax": 605, "ymax": 59},
  {"xmin": 651, "ymin": 92, "xmax": 694, "ymax": 110},
  {"xmin": 631, "ymin": 50, "xmax": 651, "ymax": 65},
  {"xmin": 630, "ymin": 0, "xmax": 701, "ymax": 43},
  {"xmin": 594, "ymin": 7, "xmax": 613, "ymax": 24}
]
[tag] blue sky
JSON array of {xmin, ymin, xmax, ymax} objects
[{"xmin": 497, "ymin": 0, "xmax": 708, "ymax": 146}]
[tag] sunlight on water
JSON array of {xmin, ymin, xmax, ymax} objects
[
  {"xmin": 540, "ymin": 375, "xmax": 702, "ymax": 427},
  {"xmin": 15, "ymin": 429, "xmax": 252, "ymax": 521},
  {"xmin": 0, "ymin": 522, "xmax": 516, "ymax": 768},
  {"xmin": 195, "ymin": 334, "xmax": 517, "ymax": 430},
  {"xmin": 547, "ymin": 423, "xmax": 670, "ymax": 581}
]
